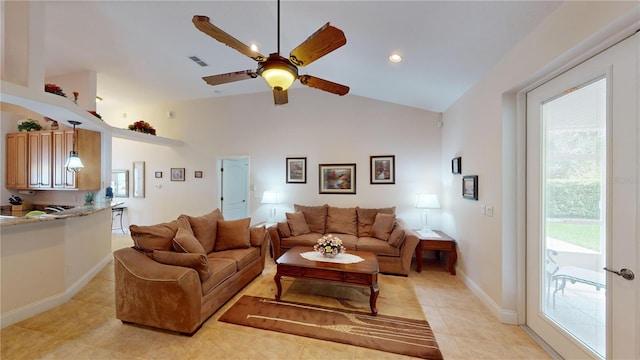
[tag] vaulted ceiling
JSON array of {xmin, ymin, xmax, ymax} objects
[{"xmin": 42, "ymin": 1, "xmax": 562, "ymax": 113}]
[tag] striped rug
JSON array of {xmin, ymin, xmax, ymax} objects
[{"xmin": 219, "ymin": 295, "xmax": 443, "ymax": 359}]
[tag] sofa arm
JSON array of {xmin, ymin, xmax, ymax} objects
[
  {"xmin": 396, "ymin": 219, "xmax": 420, "ymax": 272},
  {"xmin": 113, "ymin": 247, "xmax": 202, "ymax": 334},
  {"xmin": 267, "ymin": 224, "xmax": 283, "ymax": 259}
]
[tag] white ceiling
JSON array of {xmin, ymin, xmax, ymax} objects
[{"xmin": 42, "ymin": 1, "xmax": 562, "ymax": 114}]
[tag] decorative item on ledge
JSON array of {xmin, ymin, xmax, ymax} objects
[
  {"xmin": 313, "ymin": 234, "xmax": 346, "ymax": 258},
  {"xmin": 44, "ymin": 83, "xmax": 66, "ymax": 97},
  {"xmin": 84, "ymin": 192, "xmax": 95, "ymax": 206},
  {"xmin": 128, "ymin": 120, "xmax": 156, "ymax": 135},
  {"xmin": 88, "ymin": 110, "xmax": 103, "ymax": 120},
  {"xmin": 17, "ymin": 119, "xmax": 43, "ymax": 132},
  {"xmin": 72, "ymin": 91, "xmax": 79, "ymax": 104}
]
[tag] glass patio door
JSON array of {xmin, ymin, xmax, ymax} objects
[{"xmin": 526, "ymin": 33, "xmax": 638, "ymax": 359}]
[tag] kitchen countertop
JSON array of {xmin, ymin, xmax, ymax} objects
[{"xmin": 0, "ymin": 202, "xmax": 124, "ymax": 227}]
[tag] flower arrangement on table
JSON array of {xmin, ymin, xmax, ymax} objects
[
  {"xmin": 313, "ymin": 234, "xmax": 346, "ymax": 257},
  {"xmin": 128, "ymin": 120, "xmax": 156, "ymax": 135},
  {"xmin": 44, "ymin": 83, "xmax": 66, "ymax": 97}
]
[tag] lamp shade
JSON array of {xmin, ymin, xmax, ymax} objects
[
  {"xmin": 64, "ymin": 151, "xmax": 84, "ymax": 172},
  {"xmin": 415, "ymin": 194, "xmax": 440, "ymax": 209},
  {"xmin": 261, "ymin": 191, "xmax": 279, "ymax": 204}
]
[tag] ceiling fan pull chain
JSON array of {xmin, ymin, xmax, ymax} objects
[{"xmin": 277, "ymin": 0, "xmax": 281, "ymax": 55}]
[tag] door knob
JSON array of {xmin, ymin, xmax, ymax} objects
[{"xmin": 603, "ymin": 267, "xmax": 635, "ymax": 280}]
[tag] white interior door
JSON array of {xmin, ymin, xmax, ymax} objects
[
  {"xmin": 526, "ymin": 33, "xmax": 638, "ymax": 359},
  {"xmin": 219, "ymin": 157, "xmax": 249, "ymax": 220}
]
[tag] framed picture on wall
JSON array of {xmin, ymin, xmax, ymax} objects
[
  {"xmin": 194, "ymin": 171, "xmax": 203, "ymax": 178},
  {"xmin": 463, "ymin": 175, "xmax": 478, "ymax": 200},
  {"xmin": 286, "ymin": 157, "xmax": 307, "ymax": 183},
  {"xmin": 451, "ymin": 157, "xmax": 462, "ymax": 174},
  {"xmin": 154, "ymin": 171, "xmax": 162, "ymax": 178},
  {"xmin": 370, "ymin": 155, "xmax": 395, "ymax": 184},
  {"xmin": 319, "ymin": 163, "xmax": 356, "ymax": 194},
  {"xmin": 171, "ymin": 168, "xmax": 185, "ymax": 181}
]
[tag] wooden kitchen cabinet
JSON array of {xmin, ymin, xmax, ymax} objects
[
  {"xmin": 5, "ymin": 129, "xmax": 101, "ymax": 191},
  {"xmin": 52, "ymin": 129, "xmax": 101, "ymax": 190},
  {"xmin": 27, "ymin": 131, "xmax": 52, "ymax": 188},
  {"xmin": 6, "ymin": 132, "xmax": 29, "ymax": 189}
]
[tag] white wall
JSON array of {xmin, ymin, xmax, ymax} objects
[
  {"xmin": 105, "ymin": 89, "xmax": 443, "ymax": 229},
  {"xmin": 441, "ymin": 1, "xmax": 639, "ymax": 322}
]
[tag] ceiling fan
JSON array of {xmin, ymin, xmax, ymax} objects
[{"xmin": 192, "ymin": 0, "xmax": 349, "ymax": 105}]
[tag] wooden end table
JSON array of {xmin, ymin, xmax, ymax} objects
[
  {"xmin": 275, "ymin": 246, "xmax": 380, "ymax": 314},
  {"xmin": 414, "ymin": 230, "xmax": 457, "ymax": 275}
]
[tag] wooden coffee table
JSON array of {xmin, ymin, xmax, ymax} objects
[{"xmin": 275, "ymin": 246, "xmax": 380, "ymax": 314}]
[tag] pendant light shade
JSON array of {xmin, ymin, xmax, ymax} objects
[{"xmin": 65, "ymin": 121, "xmax": 85, "ymax": 172}]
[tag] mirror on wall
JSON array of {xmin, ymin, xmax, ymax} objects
[
  {"xmin": 133, "ymin": 161, "xmax": 145, "ymax": 198},
  {"xmin": 111, "ymin": 170, "xmax": 129, "ymax": 198}
]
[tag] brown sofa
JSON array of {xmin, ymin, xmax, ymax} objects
[
  {"xmin": 268, "ymin": 204, "xmax": 419, "ymax": 276},
  {"xmin": 113, "ymin": 209, "xmax": 268, "ymax": 334}
]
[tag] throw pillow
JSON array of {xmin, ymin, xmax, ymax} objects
[
  {"xmin": 294, "ymin": 204, "xmax": 328, "ymax": 233},
  {"xmin": 286, "ymin": 212, "xmax": 311, "ymax": 236},
  {"xmin": 250, "ymin": 225, "xmax": 266, "ymax": 247},
  {"xmin": 371, "ymin": 213, "xmax": 396, "ymax": 240},
  {"xmin": 172, "ymin": 218, "xmax": 206, "ymax": 254},
  {"xmin": 214, "ymin": 218, "xmax": 251, "ymax": 251},
  {"xmin": 388, "ymin": 225, "xmax": 406, "ymax": 248},
  {"xmin": 277, "ymin": 221, "xmax": 292, "ymax": 238},
  {"xmin": 152, "ymin": 250, "xmax": 210, "ymax": 282},
  {"xmin": 326, "ymin": 206, "xmax": 358, "ymax": 235},
  {"xmin": 130, "ymin": 219, "xmax": 180, "ymax": 252},
  {"xmin": 356, "ymin": 206, "xmax": 396, "ymax": 237},
  {"xmin": 180, "ymin": 209, "xmax": 222, "ymax": 253}
]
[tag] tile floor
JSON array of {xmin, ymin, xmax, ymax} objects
[{"xmin": 1, "ymin": 232, "xmax": 552, "ymax": 359}]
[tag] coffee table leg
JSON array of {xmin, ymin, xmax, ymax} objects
[
  {"xmin": 274, "ymin": 273, "xmax": 282, "ymax": 301},
  {"xmin": 370, "ymin": 283, "xmax": 379, "ymax": 315}
]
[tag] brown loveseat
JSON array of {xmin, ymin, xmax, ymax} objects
[
  {"xmin": 268, "ymin": 204, "xmax": 419, "ymax": 276},
  {"xmin": 113, "ymin": 209, "xmax": 268, "ymax": 334}
]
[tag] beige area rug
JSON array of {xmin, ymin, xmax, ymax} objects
[{"xmin": 219, "ymin": 295, "xmax": 443, "ymax": 360}]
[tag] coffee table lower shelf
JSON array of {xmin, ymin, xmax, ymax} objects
[{"xmin": 274, "ymin": 247, "xmax": 380, "ymax": 315}]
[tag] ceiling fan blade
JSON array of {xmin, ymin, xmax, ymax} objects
[
  {"xmin": 273, "ymin": 88, "xmax": 288, "ymax": 105},
  {"xmin": 299, "ymin": 75, "xmax": 349, "ymax": 96},
  {"xmin": 193, "ymin": 15, "xmax": 266, "ymax": 62},
  {"xmin": 202, "ymin": 70, "xmax": 258, "ymax": 86},
  {"xmin": 289, "ymin": 23, "xmax": 346, "ymax": 67}
]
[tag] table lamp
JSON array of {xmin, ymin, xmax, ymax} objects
[
  {"xmin": 261, "ymin": 191, "xmax": 279, "ymax": 222},
  {"xmin": 415, "ymin": 193, "xmax": 440, "ymax": 235}
]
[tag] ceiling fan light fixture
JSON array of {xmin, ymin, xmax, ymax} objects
[{"xmin": 258, "ymin": 55, "xmax": 298, "ymax": 91}]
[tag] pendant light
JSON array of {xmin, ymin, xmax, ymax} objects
[{"xmin": 65, "ymin": 120, "xmax": 85, "ymax": 172}]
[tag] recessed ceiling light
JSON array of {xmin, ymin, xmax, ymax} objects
[
  {"xmin": 389, "ymin": 53, "xmax": 402, "ymax": 63},
  {"xmin": 251, "ymin": 44, "xmax": 259, "ymax": 53}
]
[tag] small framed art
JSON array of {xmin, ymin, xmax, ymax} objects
[
  {"xmin": 171, "ymin": 168, "xmax": 185, "ymax": 181},
  {"xmin": 286, "ymin": 157, "xmax": 306, "ymax": 184},
  {"xmin": 370, "ymin": 155, "xmax": 395, "ymax": 184},
  {"xmin": 452, "ymin": 157, "xmax": 462, "ymax": 174},
  {"xmin": 319, "ymin": 163, "xmax": 356, "ymax": 194},
  {"xmin": 154, "ymin": 171, "xmax": 162, "ymax": 179},
  {"xmin": 194, "ymin": 171, "xmax": 203, "ymax": 178},
  {"xmin": 463, "ymin": 175, "xmax": 478, "ymax": 200}
]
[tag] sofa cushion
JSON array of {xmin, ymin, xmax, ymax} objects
[
  {"xmin": 172, "ymin": 224, "xmax": 206, "ymax": 255},
  {"xmin": 180, "ymin": 209, "xmax": 222, "ymax": 253},
  {"xmin": 277, "ymin": 221, "xmax": 292, "ymax": 238},
  {"xmin": 326, "ymin": 207, "xmax": 358, "ymax": 235},
  {"xmin": 130, "ymin": 219, "xmax": 180, "ymax": 253},
  {"xmin": 356, "ymin": 237, "xmax": 401, "ymax": 257},
  {"xmin": 214, "ymin": 218, "xmax": 251, "ymax": 251},
  {"xmin": 286, "ymin": 212, "xmax": 310, "ymax": 236},
  {"xmin": 201, "ymin": 258, "xmax": 236, "ymax": 295},
  {"xmin": 152, "ymin": 250, "xmax": 210, "ymax": 282},
  {"xmin": 371, "ymin": 213, "xmax": 396, "ymax": 240},
  {"xmin": 250, "ymin": 225, "xmax": 266, "ymax": 247},
  {"xmin": 327, "ymin": 233, "xmax": 358, "ymax": 250},
  {"xmin": 294, "ymin": 204, "xmax": 328, "ymax": 233},
  {"xmin": 388, "ymin": 224, "xmax": 406, "ymax": 248},
  {"xmin": 280, "ymin": 233, "xmax": 324, "ymax": 249},
  {"xmin": 208, "ymin": 247, "xmax": 260, "ymax": 271},
  {"xmin": 356, "ymin": 207, "xmax": 396, "ymax": 237}
]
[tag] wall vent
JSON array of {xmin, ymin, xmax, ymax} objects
[{"xmin": 188, "ymin": 56, "xmax": 208, "ymax": 67}]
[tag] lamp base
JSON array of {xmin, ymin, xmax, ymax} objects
[{"xmin": 417, "ymin": 227, "xmax": 441, "ymax": 238}]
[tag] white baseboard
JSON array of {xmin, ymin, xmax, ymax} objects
[
  {"xmin": 0, "ymin": 253, "xmax": 113, "ymax": 328},
  {"xmin": 457, "ymin": 268, "xmax": 519, "ymax": 325}
]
